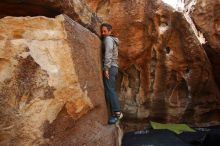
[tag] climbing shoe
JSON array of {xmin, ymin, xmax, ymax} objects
[
  {"xmin": 116, "ymin": 112, "xmax": 123, "ymax": 120},
  {"xmin": 108, "ymin": 113, "xmax": 123, "ymax": 125},
  {"xmin": 108, "ymin": 116, "xmax": 118, "ymax": 124}
]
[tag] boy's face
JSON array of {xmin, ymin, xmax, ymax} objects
[{"xmin": 101, "ymin": 26, "xmax": 112, "ymax": 37}]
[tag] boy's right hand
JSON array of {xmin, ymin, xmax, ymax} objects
[{"xmin": 104, "ymin": 70, "xmax": 109, "ymax": 79}]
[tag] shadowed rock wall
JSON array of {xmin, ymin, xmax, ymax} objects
[
  {"xmin": 84, "ymin": 0, "xmax": 220, "ymax": 126},
  {"xmin": 191, "ymin": 0, "xmax": 220, "ymax": 90}
]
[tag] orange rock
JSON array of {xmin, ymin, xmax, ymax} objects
[{"xmin": 84, "ymin": 0, "xmax": 220, "ymax": 125}]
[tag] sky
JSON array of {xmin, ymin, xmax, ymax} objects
[{"xmin": 162, "ymin": 0, "xmax": 179, "ymax": 8}]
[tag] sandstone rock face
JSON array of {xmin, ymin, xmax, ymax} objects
[
  {"xmin": 85, "ymin": 0, "xmax": 220, "ymax": 125},
  {"xmin": 1, "ymin": 1, "xmax": 220, "ymax": 145},
  {"xmin": 191, "ymin": 0, "xmax": 220, "ymax": 90},
  {"xmin": 0, "ymin": 15, "xmax": 118, "ymax": 146},
  {"xmin": 0, "ymin": 0, "xmax": 101, "ymax": 34}
]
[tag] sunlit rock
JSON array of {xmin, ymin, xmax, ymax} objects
[{"xmin": 0, "ymin": 15, "xmax": 118, "ymax": 146}]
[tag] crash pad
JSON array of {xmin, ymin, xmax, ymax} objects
[{"xmin": 150, "ymin": 121, "xmax": 195, "ymax": 134}]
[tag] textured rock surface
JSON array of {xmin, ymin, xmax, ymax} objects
[
  {"xmin": 84, "ymin": 0, "xmax": 220, "ymax": 126},
  {"xmin": 191, "ymin": 0, "xmax": 220, "ymax": 90},
  {"xmin": 0, "ymin": 15, "xmax": 118, "ymax": 146},
  {"xmin": 1, "ymin": 1, "xmax": 220, "ymax": 145},
  {"xmin": 0, "ymin": 0, "xmax": 101, "ymax": 33}
]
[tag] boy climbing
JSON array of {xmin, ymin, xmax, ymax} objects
[{"xmin": 100, "ymin": 23, "xmax": 123, "ymax": 124}]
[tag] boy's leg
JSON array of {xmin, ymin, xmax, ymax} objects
[{"xmin": 104, "ymin": 66, "xmax": 120, "ymax": 113}]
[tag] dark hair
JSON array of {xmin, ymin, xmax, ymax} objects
[{"xmin": 101, "ymin": 23, "xmax": 112, "ymax": 30}]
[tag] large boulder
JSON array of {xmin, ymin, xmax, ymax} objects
[{"xmin": 0, "ymin": 15, "xmax": 119, "ymax": 146}]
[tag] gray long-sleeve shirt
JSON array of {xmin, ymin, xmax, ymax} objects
[{"xmin": 103, "ymin": 36, "xmax": 119, "ymax": 70}]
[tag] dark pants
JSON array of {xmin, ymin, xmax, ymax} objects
[{"xmin": 104, "ymin": 66, "xmax": 120, "ymax": 113}]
